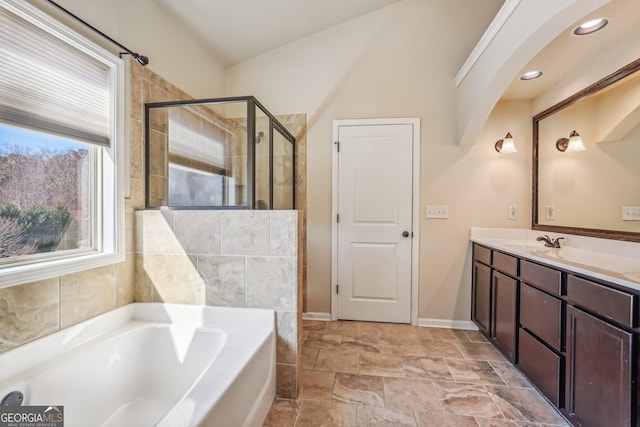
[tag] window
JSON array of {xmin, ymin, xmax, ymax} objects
[{"xmin": 0, "ymin": 0, "xmax": 124, "ymax": 287}]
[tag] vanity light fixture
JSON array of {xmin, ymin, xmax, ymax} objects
[
  {"xmin": 520, "ymin": 70, "xmax": 543, "ymax": 81},
  {"xmin": 573, "ymin": 17, "xmax": 609, "ymax": 36},
  {"xmin": 495, "ymin": 132, "xmax": 517, "ymax": 153},
  {"xmin": 556, "ymin": 130, "xmax": 586, "ymax": 152}
]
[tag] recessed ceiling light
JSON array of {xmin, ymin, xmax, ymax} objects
[
  {"xmin": 520, "ymin": 70, "xmax": 543, "ymax": 81},
  {"xmin": 573, "ymin": 17, "xmax": 609, "ymax": 36}
]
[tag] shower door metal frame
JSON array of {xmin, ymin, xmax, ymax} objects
[{"xmin": 144, "ymin": 96, "xmax": 296, "ymax": 210}]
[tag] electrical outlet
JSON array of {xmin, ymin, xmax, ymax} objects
[
  {"xmin": 508, "ymin": 204, "xmax": 518, "ymax": 220},
  {"xmin": 546, "ymin": 205, "xmax": 556, "ymax": 220},
  {"xmin": 426, "ymin": 205, "xmax": 448, "ymax": 219},
  {"xmin": 623, "ymin": 206, "xmax": 640, "ymax": 221}
]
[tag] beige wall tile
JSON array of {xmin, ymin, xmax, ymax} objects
[
  {"xmin": 125, "ymin": 212, "xmax": 135, "ymax": 254},
  {"xmin": 149, "ymin": 175, "xmax": 167, "ymax": 206},
  {"xmin": 149, "ymin": 254, "xmax": 197, "ymax": 304},
  {"xmin": 198, "ymin": 255, "xmax": 245, "ymax": 307},
  {"xmin": 128, "ymin": 60, "xmax": 143, "ymax": 117},
  {"xmin": 220, "ymin": 211, "xmax": 270, "ymax": 255},
  {"xmin": 276, "ymin": 310, "xmax": 297, "ymax": 365},
  {"xmin": 270, "ymin": 211, "xmax": 297, "ymax": 256},
  {"xmin": 134, "ymin": 253, "xmax": 153, "ymax": 302},
  {"xmin": 276, "ymin": 363, "xmax": 297, "ymax": 399},
  {"xmin": 129, "ymin": 119, "xmax": 144, "ymax": 176},
  {"xmin": 149, "ymin": 129, "xmax": 167, "ymax": 176},
  {"xmin": 137, "ymin": 211, "xmax": 176, "ymax": 254},
  {"xmin": 246, "ymin": 257, "xmax": 296, "ymax": 310},
  {"xmin": 60, "ymin": 266, "xmax": 116, "ymax": 328},
  {"xmin": 0, "ymin": 280, "xmax": 59, "ymax": 353},
  {"xmin": 115, "ymin": 253, "xmax": 135, "ymax": 307},
  {"xmin": 127, "ymin": 178, "xmax": 145, "ymax": 212},
  {"xmin": 173, "ymin": 211, "xmax": 221, "ymax": 254}
]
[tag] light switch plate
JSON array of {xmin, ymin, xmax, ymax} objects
[
  {"xmin": 622, "ymin": 206, "xmax": 640, "ymax": 221},
  {"xmin": 426, "ymin": 205, "xmax": 448, "ymax": 219},
  {"xmin": 508, "ymin": 204, "xmax": 518, "ymax": 220}
]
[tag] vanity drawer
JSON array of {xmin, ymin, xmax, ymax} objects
[
  {"xmin": 473, "ymin": 244, "xmax": 491, "ymax": 265},
  {"xmin": 520, "ymin": 260, "xmax": 562, "ymax": 296},
  {"xmin": 566, "ymin": 275, "xmax": 635, "ymax": 327},
  {"xmin": 520, "ymin": 283, "xmax": 562, "ymax": 351},
  {"xmin": 493, "ymin": 251, "xmax": 518, "ymax": 277},
  {"xmin": 518, "ymin": 328, "xmax": 562, "ymax": 407}
]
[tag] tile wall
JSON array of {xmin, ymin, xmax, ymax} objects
[{"xmin": 136, "ymin": 209, "xmax": 300, "ymax": 398}]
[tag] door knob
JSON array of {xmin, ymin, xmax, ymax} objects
[{"xmin": 402, "ymin": 231, "xmax": 410, "ymax": 237}]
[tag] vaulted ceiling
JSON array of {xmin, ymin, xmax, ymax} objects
[{"xmin": 159, "ymin": 0, "xmax": 401, "ymax": 66}]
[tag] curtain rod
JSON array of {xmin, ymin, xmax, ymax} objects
[{"xmin": 45, "ymin": 0, "xmax": 149, "ymax": 66}]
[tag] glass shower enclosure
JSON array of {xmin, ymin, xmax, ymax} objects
[{"xmin": 145, "ymin": 97, "xmax": 295, "ymax": 210}]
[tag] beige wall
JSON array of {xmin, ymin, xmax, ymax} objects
[
  {"xmin": 29, "ymin": 0, "xmax": 225, "ymax": 98},
  {"xmin": 225, "ymin": 0, "xmax": 533, "ymax": 320}
]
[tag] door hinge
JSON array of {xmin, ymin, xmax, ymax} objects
[
  {"xmin": 334, "ymin": 141, "xmax": 340, "ymax": 152},
  {"xmin": 337, "ymin": 214, "xmax": 340, "ymax": 223},
  {"xmin": 336, "ymin": 284, "xmax": 339, "ymax": 294}
]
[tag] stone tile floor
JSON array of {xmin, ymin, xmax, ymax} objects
[{"xmin": 262, "ymin": 320, "xmax": 569, "ymax": 427}]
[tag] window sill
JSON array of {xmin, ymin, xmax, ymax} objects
[{"xmin": 0, "ymin": 249, "xmax": 125, "ymax": 289}]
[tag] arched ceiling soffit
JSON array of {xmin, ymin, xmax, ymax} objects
[{"xmin": 455, "ymin": 0, "xmax": 612, "ymax": 146}]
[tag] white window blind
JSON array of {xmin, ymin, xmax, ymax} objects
[
  {"xmin": 168, "ymin": 109, "xmax": 227, "ymax": 169},
  {"xmin": 0, "ymin": 4, "xmax": 111, "ymax": 147}
]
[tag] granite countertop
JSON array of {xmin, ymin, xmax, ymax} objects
[{"xmin": 470, "ymin": 228, "xmax": 640, "ymax": 291}]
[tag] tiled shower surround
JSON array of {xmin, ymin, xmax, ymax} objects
[
  {"xmin": 0, "ymin": 61, "xmax": 305, "ymax": 399},
  {"xmin": 137, "ymin": 210, "xmax": 300, "ymax": 398}
]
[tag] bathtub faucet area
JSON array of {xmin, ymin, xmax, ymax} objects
[{"xmin": 1, "ymin": 390, "xmax": 24, "ymax": 407}]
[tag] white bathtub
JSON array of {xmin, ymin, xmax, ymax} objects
[{"xmin": 0, "ymin": 303, "xmax": 276, "ymax": 427}]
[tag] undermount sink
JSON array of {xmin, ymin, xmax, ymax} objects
[{"xmin": 502, "ymin": 241, "xmax": 548, "ymax": 251}]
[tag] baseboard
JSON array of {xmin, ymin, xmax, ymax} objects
[
  {"xmin": 418, "ymin": 318, "xmax": 478, "ymax": 330},
  {"xmin": 302, "ymin": 313, "xmax": 477, "ymax": 329},
  {"xmin": 302, "ymin": 312, "xmax": 332, "ymax": 321}
]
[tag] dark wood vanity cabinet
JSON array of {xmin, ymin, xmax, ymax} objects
[
  {"xmin": 472, "ymin": 260, "xmax": 491, "ymax": 336},
  {"xmin": 565, "ymin": 305, "xmax": 633, "ymax": 427},
  {"xmin": 517, "ymin": 260, "xmax": 564, "ymax": 407},
  {"xmin": 518, "ymin": 282, "xmax": 563, "ymax": 407},
  {"xmin": 472, "ymin": 244, "xmax": 518, "ymax": 362},
  {"xmin": 471, "ymin": 243, "xmax": 640, "ymax": 427},
  {"xmin": 492, "ymin": 270, "xmax": 517, "ymax": 361},
  {"xmin": 564, "ymin": 274, "xmax": 635, "ymax": 427}
]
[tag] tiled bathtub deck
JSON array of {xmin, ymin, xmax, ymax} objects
[{"xmin": 263, "ymin": 320, "xmax": 568, "ymax": 427}]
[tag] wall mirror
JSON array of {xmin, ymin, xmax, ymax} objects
[{"xmin": 533, "ymin": 58, "xmax": 640, "ymax": 242}]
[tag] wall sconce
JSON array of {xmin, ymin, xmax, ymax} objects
[
  {"xmin": 556, "ymin": 130, "xmax": 586, "ymax": 152},
  {"xmin": 495, "ymin": 132, "xmax": 517, "ymax": 153}
]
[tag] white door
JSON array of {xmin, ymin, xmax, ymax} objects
[{"xmin": 335, "ymin": 122, "xmax": 414, "ymax": 323}]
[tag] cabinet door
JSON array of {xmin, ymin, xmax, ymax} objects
[
  {"xmin": 492, "ymin": 271, "xmax": 518, "ymax": 362},
  {"xmin": 472, "ymin": 261, "xmax": 491, "ymax": 336},
  {"xmin": 566, "ymin": 306, "xmax": 633, "ymax": 427}
]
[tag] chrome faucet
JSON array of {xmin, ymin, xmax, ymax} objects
[{"xmin": 536, "ymin": 235, "xmax": 564, "ymax": 248}]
